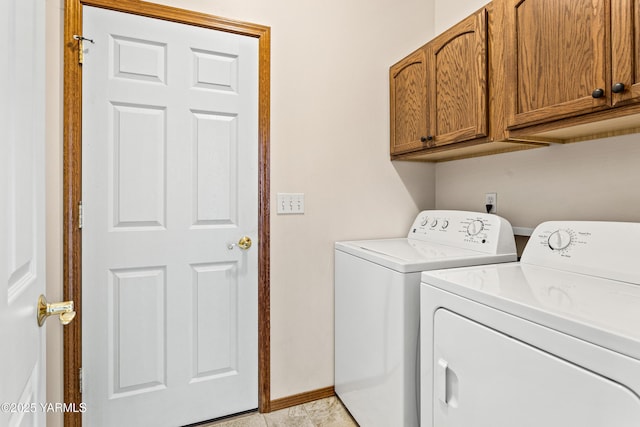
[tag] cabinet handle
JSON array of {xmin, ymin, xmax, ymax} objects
[
  {"xmin": 591, "ymin": 88, "xmax": 605, "ymax": 98},
  {"xmin": 420, "ymin": 135, "xmax": 434, "ymax": 143},
  {"xmin": 612, "ymin": 82, "xmax": 625, "ymax": 94}
]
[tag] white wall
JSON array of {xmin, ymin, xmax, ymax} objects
[
  {"xmin": 45, "ymin": 0, "xmax": 437, "ymax": 422},
  {"xmin": 433, "ymin": 0, "xmax": 640, "ymax": 228}
]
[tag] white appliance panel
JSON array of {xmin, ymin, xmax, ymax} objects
[
  {"xmin": 335, "ymin": 210, "xmax": 517, "ymax": 427},
  {"xmin": 522, "ymin": 221, "xmax": 640, "ymax": 285},
  {"xmin": 336, "ymin": 239, "xmax": 515, "ymax": 273},
  {"xmin": 421, "ymin": 263, "xmax": 640, "ymax": 360},
  {"xmin": 433, "ymin": 309, "xmax": 640, "ymax": 427},
  {"xmin": 407, "ymin": 210, "xmax": 516, "ymax": 256},
  {"xmin": 335, "ymin": 250, "xmax": 419, "ymax": 427},
  {"xmin": 420, "ymin": 220, "xmax": 640, "ymax": 427}
]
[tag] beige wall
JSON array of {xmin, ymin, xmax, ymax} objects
[
  {"xmin": 433, "ymin": 0, "xmax": 640, "ymax": 228},
  {"xmin": 435, "ymin": 136, "xmax": 640, "ymax": 228},
  {"xmin": 434, "ymin": 0, "xmax": 487, "ymax": 34},
  {"xmin": 45, "ymin": 0, "xmax": 436, "ymax": 423}
]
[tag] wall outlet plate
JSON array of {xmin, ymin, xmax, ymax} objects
[{"xmin": 485, "ymin": 192, "xmax": 497, "ymax": 213}]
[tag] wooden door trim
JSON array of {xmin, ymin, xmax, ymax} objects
[{"xmin": 62, "ymin": 1, "xmax": 271, "ymax": 424}]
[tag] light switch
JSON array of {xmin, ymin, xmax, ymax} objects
[{"xmin": 277, "ymin": 193, "xmax": 305, "ymax": 214}]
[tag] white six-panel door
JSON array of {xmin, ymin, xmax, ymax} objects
[
  {"xmin": 81, "ymin": 6, "xmax": 259, "ymax": 426},
  {"xmin": 0, "ymin": 0, "xmax": 47, "ymax": 426}
]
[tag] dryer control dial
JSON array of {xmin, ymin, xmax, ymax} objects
[
  {"xmin": 467, "ymin": 220, "xmax": 485, "ymax": 236},
  {"xmin": 548, "ymin": 229, "xmax": 573, "ymax": 251}
]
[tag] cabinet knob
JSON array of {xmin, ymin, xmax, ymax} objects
[
  {"xmin": 591, "ymin": 88, "xmax": 605, "ymax": 99},
  {"xmin": 420, "ymin": 135, "xmax": 434, "ymax": 143},
  {"xmin": 612, "ymin": 82, "xmax": 625, "ymax": 94}
]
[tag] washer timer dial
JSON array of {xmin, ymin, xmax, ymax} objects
[
  {"xmin": 547, "ymin": 229, "xmax": 573, "ymax": 251},
  {"xmin": 466, "ymin": 220, "xmax": 485, "ymax": 236}
]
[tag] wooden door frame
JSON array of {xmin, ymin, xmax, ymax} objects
[{"xmin": 62, "ymin": 1, "xmax": 271, "ymax": 424}]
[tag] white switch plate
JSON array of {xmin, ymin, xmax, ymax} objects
[{"xmin": 277, "ymin": 193, "xmax": 305, "ymax": 214}]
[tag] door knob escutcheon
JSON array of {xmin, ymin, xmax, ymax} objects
[{"xmin": 37, "ymin": 295, "xmax": 76, "ymax": 327}]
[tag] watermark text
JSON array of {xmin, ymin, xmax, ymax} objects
[{"xmin": 1, "ymin": 402, "xmax": 87, "ymax": 413}]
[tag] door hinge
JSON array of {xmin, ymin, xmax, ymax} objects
[
  {"xmin": 78, "ymin": 200, "xmax": 84, "ymax": 229},
  {"xmin": 79, "ymin": 367, "xmax": 84, "ymax": 394}
]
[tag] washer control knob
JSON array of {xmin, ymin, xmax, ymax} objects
[
  {"xmin": 548, "ymin": 230, "xmax": 572, "ymax": 251},
  {"xmin": 421, "ymin": 216, "xmax": 429, "ymax": 226},
  {"xmin": 467, "ymin": 220, "xmax": 484, "ymax": 236},
  {"xmin": 430, "ymin": 219, "xmax": 438, "ymax": 228},
  {"xmin": 441, "ymin": 220, "xmax": 449, "ymax": 230}
]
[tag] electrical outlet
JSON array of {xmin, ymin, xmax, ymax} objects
[
  {"xmin": 485, "ymin": 192, "xmax": 497, "ymax": 213},
  {"xmin": 277, "ymin": 193, "xmax": 305, "ymax": 214}
]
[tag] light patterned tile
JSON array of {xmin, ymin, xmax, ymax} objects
[
  {"xmin": 197, "ymin": 396, "xmax": 358, "ymax": 427},
  {"xmin": 263, "ymin": 406, "xmax": 315, "ymax": 427},
  {"xmin": 303, "ymin": 397, "xmax": 358, "ymax": 427}
]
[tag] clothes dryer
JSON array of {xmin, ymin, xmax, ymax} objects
[
  {"xmin": 421, "ymin": 221, "xmax": 640, "ymax": 427},
  {"xmin": 335, "ymin": 210, "xmax": 517, "ymax": 427}
]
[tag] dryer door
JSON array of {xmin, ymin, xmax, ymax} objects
[{"xmin": 432, "ymin": 309, "xmax": 640, "ymax": 427}]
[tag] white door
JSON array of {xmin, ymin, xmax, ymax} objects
[
  {"xmin": 81, "ymin": 6, "xmax": 259, "ymax": 426},
  {"xmin": 0, "ymin": 0, "xmax": 47, "ymax": 426}
]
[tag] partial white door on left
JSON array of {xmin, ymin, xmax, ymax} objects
[
  {"xmin": 0, "ymin": 0, "xmax": 47, "ymax": 426},
  {"xmin": 81, "ymin": 6, "xmax": 259, "ymax": 426}
]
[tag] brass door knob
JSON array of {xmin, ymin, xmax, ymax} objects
[
  {"xmin": 37, "ymin": 295, "xmax": 76, "ymax": 327},
  {"xmin": 237, "ymin": 236, "xmax": 252, "ymax": 250},
  {"xmin": 227, "ymin": 236, "xmax": 253, "ymax": 251}
]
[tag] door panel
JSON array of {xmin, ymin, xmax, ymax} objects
[
  {"xmin": 109, "ymin": 267, "xmax": 166, "ymax": 396},
  {"xmin": 433, "ymin": 309, "xmax": 640, "ymax": 427},
  {"xmin": 428, "ymin": 9, "xmax": 488, "ymax": 146},
  {"xmin": 506, "ymin": 0, "xmax": 610, "ymax": 128},
  {"xmin": 390, "ymin": 49, "xmax": 429, "ymax": 155},
  {"xmin": 82, "ymin": 6, "xmax": 258, "ymax": 426},
  {"xmin": 0, "ymin": 0, "xmax": 46, "ymax": 425},
  {"xmin": 611, "ymin": 0, "xmax": 640, "ymax": 106},
  {"xmin": 192, "ymin": 262, "xmax": 239, "ymax": 379},
  {"xmin": 111, "ymin": 103, "xmax": 166, "ymax": 228}
]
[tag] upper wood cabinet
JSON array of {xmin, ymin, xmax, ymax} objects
[
  {"xmin": 390, "ymin": 8, "xmax": 490, "ymax": 157},
  {"xmin": 389, "ymin": 0, "xmax": 640, "ymax": 161},
  {"xmin": 390, "ymin": 5, "xmax": 537, "ymax": 161},
  {"xmin": 610, "ymin": 0, "xmax": 640, "ymax": 107},
  {"xmin": 426, "ymin": 9, "xmax": 488, "ymax": 147},
  {"xmin": 505, "ymin": 0, "xmax": 640, "ymax": 130},
  {"xmin": 427, "ymin": 9, "xmax": 489, "ymax": 147},
  {"xmin": 389, "ymin": 48, "xmax": 428, "ymax": 155}
]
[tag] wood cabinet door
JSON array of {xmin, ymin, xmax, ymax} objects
[
  {"xmin": 611, "ymin": 0, "xmax": 640, "ymax": 106},
  {"xmin": 390, "ymin": 48, "xmax": 428, "ymax": 155},
  {"xmin": 427, "ymin": 8, "xmax": 488, "ymax": 147},
  {"xmin": 505, "ymin": 0, "xmax": 610, "ymax": 129}
]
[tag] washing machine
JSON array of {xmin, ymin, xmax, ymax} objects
[
  {"xmin": 420, "ymin": 220, "xmax": 640, "ymax": 427},
  {"xmin": 334, "ymin": 210, "xmax": 517, "ymax": 427}
]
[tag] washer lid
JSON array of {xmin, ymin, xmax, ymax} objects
[
  {"xmin": 422, "ymin": 263, "xmax": 640, "ymax": 361},
  {"xmin": 335, "ymin": 238, "xmax": 516, "ymax": 273}
]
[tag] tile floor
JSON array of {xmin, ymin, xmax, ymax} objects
[{"xmin": 200, "ymin": 396, "xmax": 359, "ymax": 427}]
